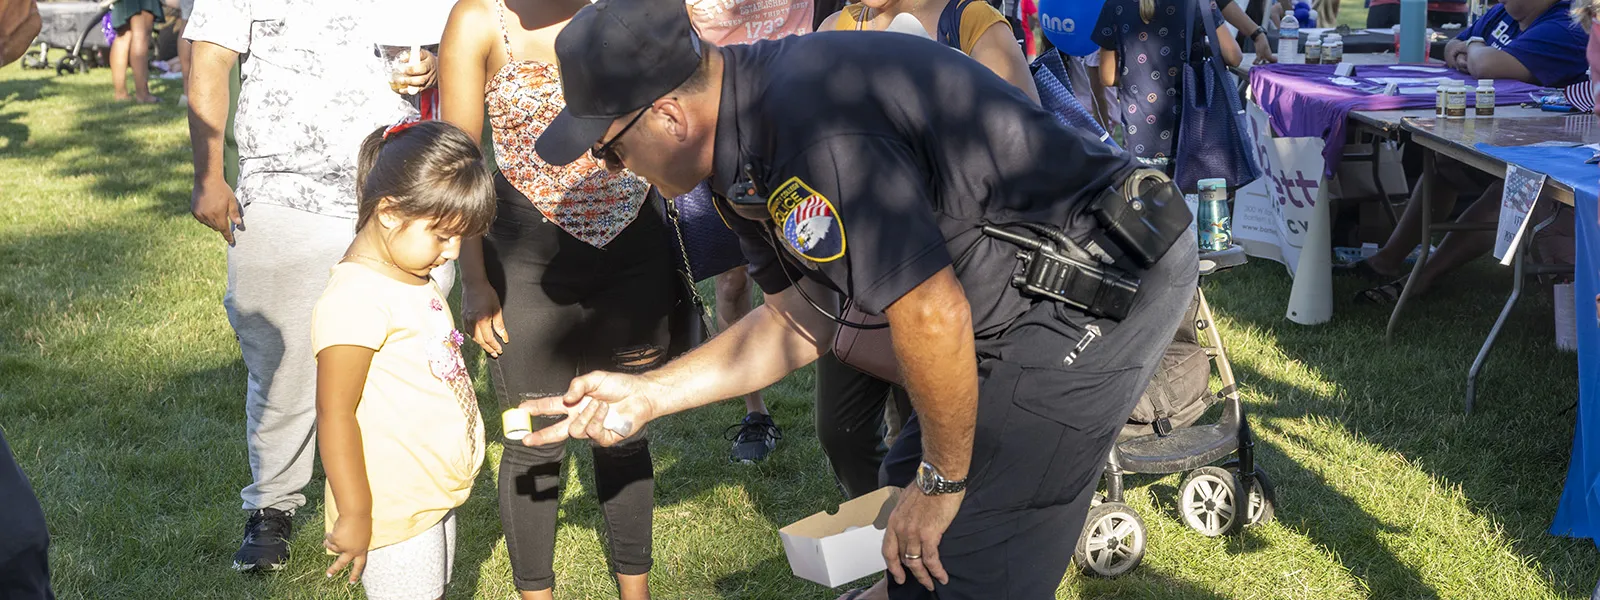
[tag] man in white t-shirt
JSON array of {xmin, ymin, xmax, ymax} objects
[{"xmin": 183, "ymin": 0, "xmax": 442, "ymax": 573}]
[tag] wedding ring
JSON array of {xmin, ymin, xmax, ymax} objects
[{"xmin": 902, "ymin": 553, "xmax": 921, "ymax": 561}]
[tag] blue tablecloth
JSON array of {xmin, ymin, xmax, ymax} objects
[{"xmin": 1475, "ymin": 144, "xmax": 1600, "ymax": 544}]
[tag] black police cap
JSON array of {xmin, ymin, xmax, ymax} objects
[{"xmin": 535, "ymin": 0, "xmax": 704, "ymax": 167}]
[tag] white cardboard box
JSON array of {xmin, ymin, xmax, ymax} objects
[{"xmin": 779, "ymin": 486, "xmax": 901, "ymax": 588}]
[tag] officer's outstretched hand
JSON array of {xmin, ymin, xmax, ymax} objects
[
  {"xmin": 518, "ymin": 371, "xmax": 662, "ymax": 447},
  {"xmin": 883, "ymin": 486, "xmax": 964, "ymax": 591}
]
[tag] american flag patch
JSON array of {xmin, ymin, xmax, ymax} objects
[{"xmin": 767, "ymin": 177, "xmax": 846, "ymax": 262}]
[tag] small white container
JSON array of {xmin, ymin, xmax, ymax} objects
[
  {"xmin": 1445, "ymin": 82, "xmax": 1468, "ymax": 119},
  {"xmin": 1476, "ymin": 79, "xmax": 1496, "ymax": 117},
  {"xmin": 1324, "ymin": 34, "xmax": 1343, "ymax": 64}
]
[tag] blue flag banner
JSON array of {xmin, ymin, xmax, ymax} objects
[{"xmin": 1475, "ymin": 144, "xmax": 1599, "ymax": 544}]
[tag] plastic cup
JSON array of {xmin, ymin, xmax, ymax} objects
[{"xmin": 376, "ymin": 44, "xmax": 421, "ymax": 95}]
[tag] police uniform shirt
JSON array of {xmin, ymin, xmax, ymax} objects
[{"xmin": 709, "ymin": 31, "xmax": 1135, "ymax": 338}]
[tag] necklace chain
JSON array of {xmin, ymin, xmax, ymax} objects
[{"xmin": 344, "ymin": 253, "xmax": 427, "ymax": 282}]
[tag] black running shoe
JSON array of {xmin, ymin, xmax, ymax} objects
[
  {"xmin": 233, "ymin": 508, "xmax": 292, "ymax": 573},
  {"xmin": 727, "ymin": 413, "xmax": 782, "ymax": 464}
]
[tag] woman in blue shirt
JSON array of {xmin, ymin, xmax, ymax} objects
[{"xmin": 1446, "ymin": 0, "xmax": 1589, "ymax": 87}]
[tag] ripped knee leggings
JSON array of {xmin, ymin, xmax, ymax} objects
[{"xmin": 483, "ymin": 174, "xmax": 674, "ymax": 591}]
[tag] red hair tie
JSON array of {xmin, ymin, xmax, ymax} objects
[{"xmin": 383, "ymin": 117, "xmax": 422, "ymax": 140}]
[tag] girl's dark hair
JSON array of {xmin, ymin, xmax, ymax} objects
[{"xmin": 355, "ymin": 120, "xmax": 496, "ymax": 238}]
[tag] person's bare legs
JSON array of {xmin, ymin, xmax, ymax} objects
[
  {"xmin": 177, "ymin": 23, "xmax": 191, "ymax": 104},
  {"xmin": 127, "ymin": 11, "xmax": 156, "ymax": 103},
  {"xmin": 1400, "ymin": 182, "xmax": 1502, "ymax": 297},
  {"xmin": 109, "ymin": 25, "xmax": 130, "ymax": 100},
  {"xmin": 716, "ymin": 269, "xmax": 768, "ymax": 416},
  {"xmin": 1366, "ymin": 171, "xmax": 1464, "ymax": 276},
  {"xmin": 617, "ymin": 573, "xmax": 649, "ymax": 600},
  {"xmin": 517, "ymin": 573, "xmax": 647, "ymax": 600}
]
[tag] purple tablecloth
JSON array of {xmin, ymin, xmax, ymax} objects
[{"xmin": 1249, "ymin": 64, "xmax": 1543, "ymax": 176}]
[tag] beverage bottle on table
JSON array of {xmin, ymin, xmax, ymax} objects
[
  {"xmin": 1197, "ymin": 178, "xmax": 1232, "ymax": 252},
  {"xmin": 1278, "ymin": 14, "xmax": 1299, "ymax": 63},
  {"xmin": 1476, "ymin": 79, "xmax": 1495, "ymax": 117}
]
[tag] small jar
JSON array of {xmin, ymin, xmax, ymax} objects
[
  {"xmin": 1323, "ymin": 34, "xmax": 1343, "ymax": 64},
  {"xmin": 1305, "ymin": 36, "xmax": 1323, "ymax": 64},
  {"xmin": 1445, "ymin": 82, "xmax": 1468, "ymax": 119},
  {"xmin": 1476, "ymin": 79, "xmax": 1496, "ymax": 117},
  {"xmin": 1435, "ymin": 84, "xmax": 1447, "ymax": 116}
]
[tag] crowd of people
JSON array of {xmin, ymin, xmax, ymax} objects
[
  {"xmin": 165, "ymin": 0, "xmax": 1214, "ymax": 598},
  {"xmin": 5, "ymin": 0, "xmax": 1597, "ymax": 599}
]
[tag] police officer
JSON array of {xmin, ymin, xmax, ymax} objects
[{"xmin": 517, "ymin": 0, "xmax": 1198, "ymax": 596}]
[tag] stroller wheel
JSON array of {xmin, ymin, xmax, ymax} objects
[
  {"xmin": 1223, "ymin": 461, "xmax": 1278, "ymax": 527},
  {"xmin": 1074, "ymin": 502, "xmax": 1146, "ymax": 578},
  {"xmin": 1179, "ymin": 466, "xmax": 1242, "ymax": 537},
  {"xmin": 56, "ymin": 56, "xmax": 81, "ymax": 75}
]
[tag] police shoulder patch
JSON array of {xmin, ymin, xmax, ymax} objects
[{"xmin": 767, "ymin": 176, "xmax": 846, "ymax": 262}]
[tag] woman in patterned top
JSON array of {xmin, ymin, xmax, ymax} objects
[
  {"xmin": 439, "ymin": 0, "xmax": 674, "ymax": 598},
  {"xmin": 1093, "ymin": 0, "xmax": 1241, "ymax": 168}
]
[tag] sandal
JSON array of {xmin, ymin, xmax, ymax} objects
[
  {"xmin": 1333, "ymin": 259, "xmax": 1394, "ymax": 282},
  {"xmin": 836, "ymin": 589, "xmax": 868, "ymax": 600},
  {"xmin": 1357, "ymin": 278, "xmax": 1407, "ymax": 306}
]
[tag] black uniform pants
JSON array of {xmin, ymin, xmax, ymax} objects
[
  {"xmin": 886, "ymin": 231, "xmax": 1198, "ymax": 600},
  {"xmin": 0, "ymin": 428, "xmax": 54, "ymax": 600},
  {"xmin": 483, "ymin": 176, "xmax": 672, "ymax": 591}
]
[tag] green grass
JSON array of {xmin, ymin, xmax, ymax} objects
[
  {"xmin": 2, "ymin": 56, "xmax": 1595, "ymax": 600},
  {"xmin": 1340, "ymin": 3, "xmax": 1369, "ymax": 29}
]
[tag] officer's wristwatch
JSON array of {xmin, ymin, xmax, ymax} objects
[{"xmin": 915, "ymin": 461, "xmax": 967, "ymax": 496}]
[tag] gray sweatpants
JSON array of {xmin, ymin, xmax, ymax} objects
[{"xmin": 225, "ymin": 202, "xmax": 454, "ymax": 512}]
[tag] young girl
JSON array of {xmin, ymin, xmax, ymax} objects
[
  {"xmin": 1093, "ymin": 0, "xmax": 1242, "ymax": 166},
  {"xmin": 313, "ymin": 119, "xmax": 496, "ymax": 600}
]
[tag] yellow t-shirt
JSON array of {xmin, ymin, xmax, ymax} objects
[
  {"xmin": 832, "ymin": 1, "xmax": 1007, "ymax": 56},
  {"xmin": 311, "ymin": 262, "xmax": 485, "ymax": 550}
]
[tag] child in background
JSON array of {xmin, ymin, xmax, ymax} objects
[
  {"xmin": 313, "ymin": 120, "xmax": 496, "ymax": 600},
  {"xmin": 1093, "ymin": 0, "xmax": 1241, "ymax": 167}
]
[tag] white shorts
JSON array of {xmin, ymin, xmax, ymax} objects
[{"xmin": 362, "ymin": 512, "xmax": 457, "ymax": 600}]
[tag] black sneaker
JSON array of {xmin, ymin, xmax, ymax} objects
[
  {"xmin": 727, "ymin": 412, "xmax": 782, "ymax": 464},
  {"xmin": 233, "ymin": 508, "xmax": 292, "ymax": 573}
]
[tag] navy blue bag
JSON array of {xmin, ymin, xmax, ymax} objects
[
  {"xmin": 1031, "ymin": 48, "xmax": 1119, "ymax": 149},
  {"xmin": 659, "ymin": 182, "xmax": 748, "ymax": 283},
  {"xmin": 1174, "ymin": 0, "xmax": 1260, "ymax": 193}
]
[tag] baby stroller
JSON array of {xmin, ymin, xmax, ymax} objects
[
  {"xmin": 20, "ymin": 1, "xmax": 113, "ymax": 75},
  {"xmin": 1073, "ymin": 246, "xmax": 1277, "ymax": 577},
  {"xmin": 1028, "ymin": 50, "xmax": 1278, "ymax": 577}
]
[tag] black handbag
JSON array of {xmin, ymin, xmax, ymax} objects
[{"xmin": 657, "ymin": 183, "xmax": 745, "ymax": 357}]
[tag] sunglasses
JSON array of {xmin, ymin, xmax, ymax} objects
[{"xmin": 590, "ymin": 108, "xmax": 649, "ymax": 166}]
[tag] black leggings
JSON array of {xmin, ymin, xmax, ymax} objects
[
  {"xmin": 483, "ymin": 174, "xmax": 675, "ymax": 591},
  {"xmin": 814, "ymin": 353, "xmax": 912, "ymax": 499}
]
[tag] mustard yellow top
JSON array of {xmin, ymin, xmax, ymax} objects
[{"xmin": 831, "ymin": 1, "xmax": 1007, "ymax": 56}]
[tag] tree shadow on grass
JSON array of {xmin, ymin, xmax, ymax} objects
[
  {"xmin": 2, "ymin": 72, "xmax": 190, "ymax": 218},
  {"xmin": 713, "ymin": 555, "xmax": 1246, "ymax": 600},
  {"xmin": 0, "ymin": 109, "xmax": 29, "ymax": 150},
  {"xmin": 1204, "ymin": 261, "xmax": 1595, "ymax": 598},
  {"xmin": 0, "ymin": 75, "xmax": 62, "ymax": 105}
]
